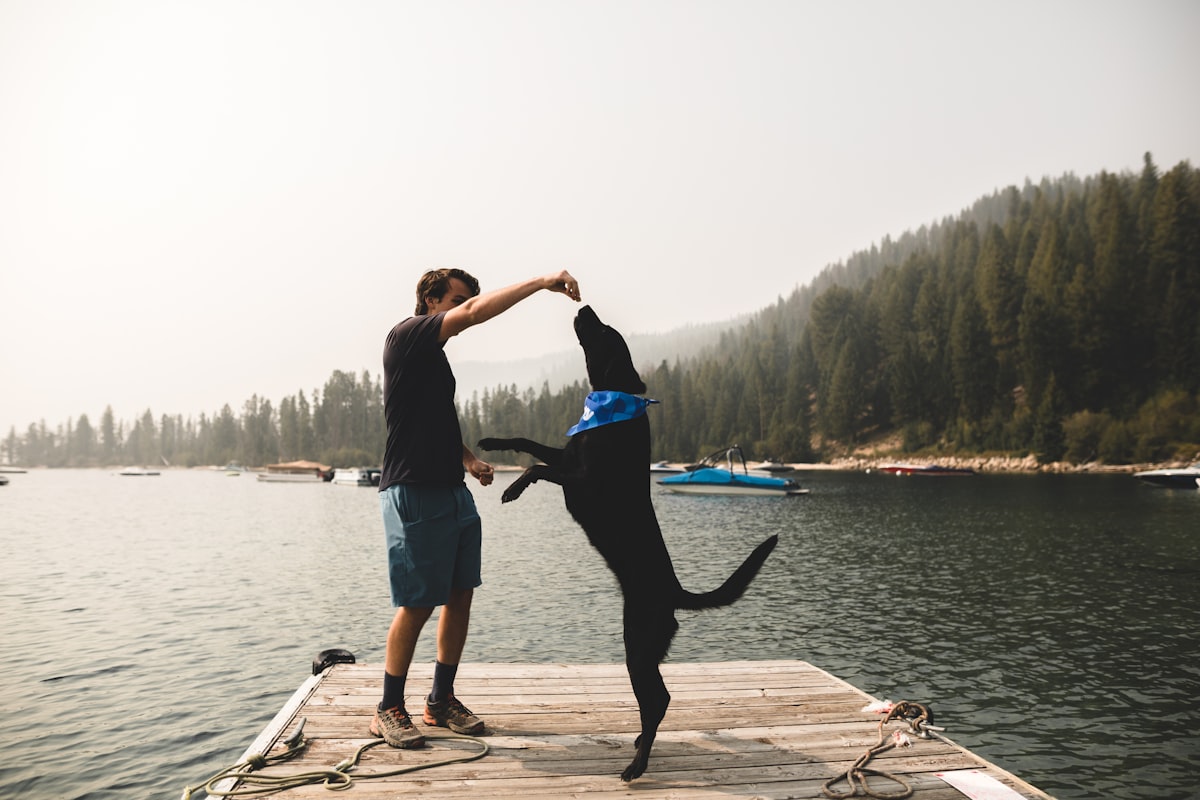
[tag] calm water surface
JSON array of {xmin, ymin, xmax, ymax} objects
[{"xmin": 1, "ymin": 468, "xmax": 1198, "ymax": 799}]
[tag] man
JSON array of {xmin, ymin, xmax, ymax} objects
[{"xmin": 372, "ymin": 266, "xmax": 582, "ymax": 748}]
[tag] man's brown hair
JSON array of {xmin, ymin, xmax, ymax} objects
[{"xmin": 415, "ymin": 268, "xmax": 481, "ymax": 315}]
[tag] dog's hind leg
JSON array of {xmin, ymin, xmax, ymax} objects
[{"xmin": 621, "ymin": 605, "xmax": 677, "ymax": 781}]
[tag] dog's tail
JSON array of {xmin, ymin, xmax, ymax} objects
[{"xmin": 675, "ymin": 534, "xmax": 778, "ymax": 610}]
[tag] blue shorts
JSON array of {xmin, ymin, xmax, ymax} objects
[{"xmin": 380, "ymin": 484, "xmax": 482, "ymax": 607}]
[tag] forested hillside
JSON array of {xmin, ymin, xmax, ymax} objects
[
  {"xmin": 7, "ymin": 154, "xmax": 1198, "ymax": 468},
  {"xmin": 466, "ymin": 154, "xmax": 1200, "ymax": 465}
]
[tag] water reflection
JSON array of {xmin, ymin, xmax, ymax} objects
[{"xmin": 0, "ymin": 469, "xmax": 1197, "ymax": 799}]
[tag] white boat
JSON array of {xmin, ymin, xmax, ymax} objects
[
  {"xmin": 649, "ymin": 461, "xmax": 685, "ymax": 474},
  {"xmin": 257, "ymin": 461, "xmax": 332, "ymax": 483},
  {"xmin": 658, "ymin": 446, "xmax": 808, "ymax": 496},
  {"xmin": 257, "ymin": 472, "xmax": 325, "ymax": 483},
  {"xmin": 748, "ymin": 458, "xmax": 794, "ymax": 475},
  {"xmin": 118, "ymin": 466, "xmax": 161, "ymax": 476},
  {"xmin": 331, "ymin": 467, "xmax": 381, "ymax": 486},
  {"xmin": 0, "ymin": 475, "xmax": 8, "ymax": 486},
  {"xmin": 874, "ymin": 463, "xmax": 975, "ymax": 476},
  {"xmin": 1133, "ymin": 465, "xmax": 1200, "ymax": 489}
]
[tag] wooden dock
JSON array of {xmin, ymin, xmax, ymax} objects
[{"xmin": 217, "ymin": 660, "xmax": 1054, "ymax": 799}]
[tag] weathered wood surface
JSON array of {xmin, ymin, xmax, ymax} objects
[{"xmin": 232, "ymin": 660, "xmax": 1053, "ymax": 799}]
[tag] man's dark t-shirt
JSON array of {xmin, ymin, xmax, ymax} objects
[{"xmin": 379, "ymin": 313, "xmax": 465, "ymax": 490}]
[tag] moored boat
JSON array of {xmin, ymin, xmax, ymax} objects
[
  {"xmin": 875, "ymin": 463, "xmax": 975, "ymax": 476},
  {"xmin": 118, "ymin": 466, "xmax": 161, "ymax": 476},
  {"xmin": 658, "ymin": 446, "xmax": 808, "ymax": 496},
  {"xmin": 257, "ymin": 461, "xmax": 333, "ymax": 482},
  {"xmin": 331, "ymin": 467, "xmax": 381, "ymax": 486},
  {"xmin": 649, "ymin": 461, "xmax": 685, "ymax": 474},
  {"xmin": 1133, "ymin": 464, "xmax": 1200, "ymax": 489},
  {"xmin": 748, "ymin": 458, "xmax": 794, "ymax": 475}
]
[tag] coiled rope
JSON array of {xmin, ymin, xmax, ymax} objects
[
  {"xmin": 821, "ymin": 700, "xmax": 944, "ymax": 800},
  {"xmin": 180, "ymin": 718, "xmax": 489, "ymax": 799}
]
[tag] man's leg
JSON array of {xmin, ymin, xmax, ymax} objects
[
  {"xmin": 371, "ymin": 605, "xmax": 434, "ymax": 748},
  {"xmin": 424, "ymin": 587, "xmax": 485, "ymax": 734},
  {"xmin": 387, "ymin": 605, "xmax": 435, "ymax": 679},
  {"xmin": 430, "ymin": 587, "xmax": 472, "ymax": 701},
  {"xmin": 436, "ymin": 587, "xmax": 473, "ymax": 667},
  {"xmin": 379, "ymin": 483, "xmax": 439, "ymax": 713}
]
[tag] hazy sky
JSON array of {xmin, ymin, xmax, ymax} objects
[{"xmin": 2, "ymin": 0, "xmax": 1198, "ymax": 435}]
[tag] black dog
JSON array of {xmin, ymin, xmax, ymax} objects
[{"xmin": 479, "ymin": 305, "xmax": 778, "ymax": 781}]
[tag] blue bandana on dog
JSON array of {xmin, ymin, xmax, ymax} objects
[{"xmin": 566, "ymin": 391, "xmax": 659, "ymax": 437}]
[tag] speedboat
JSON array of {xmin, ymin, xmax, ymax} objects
[
  {"xmin": 649, "ymin": 461, "xmax": 685, "ymax": 474},
  {"xmin": 1133, "ymin": 464, "xmax": 1200, "ymax": 489},
  {"xmin": 874, "ymin": 463, "xmax": 975, "ymax": 476},
  {"xmin": 748, "ymin": 458, "xmax": 794, "ymax": 475},
  {"xmin": 118, "ymin": 466, "xmax": 161, "ymax": 476},
  {"xmin": 331, "ymin": 467, "xmax": 382, "ymax": 486},
  {"xmin": 658, "ymin": 446, "xmax": 808, "ymax": 496}
]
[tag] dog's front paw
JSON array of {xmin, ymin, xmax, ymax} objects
[
  {"xmin": 477, "ymin": 437, "xmax": 505, "ymax": 452},
  {"xmin": 500, "ymin": 482, "xmax": 526, "ymax": 503}
]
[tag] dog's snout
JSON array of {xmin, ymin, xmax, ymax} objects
[{"xmin": 574, "ymin": 305, "xmax": 600, "ymax": 337}]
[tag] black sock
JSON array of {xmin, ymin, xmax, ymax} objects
[
  {"xmin": 380, "ymin": 671, "xmax": 407, "ymax": 711},
  {"xmin": 429, "ymin": 661, "xmax": 459, "ymax": 703}
]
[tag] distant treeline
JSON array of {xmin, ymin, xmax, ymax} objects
[
  {"xmin": 6, "ymin": 153, "xmax": 1198, "ymax": 468},
  {"xmin": 3, "ymin": 371, "xmax": 386, "ymax": 469}
]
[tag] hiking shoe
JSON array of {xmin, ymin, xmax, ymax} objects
[
  {"xmin": 370, "ymin": 705, "xmax": 425, "ymax": 748},
  {"xmin": 423, "ymin": 694, "xmax": 485, "ymax": 735}
]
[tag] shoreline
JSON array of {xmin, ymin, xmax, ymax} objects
[
  {"xmin": 3, "ymin": 459, "xmax": 1190, "ymax": 476},
  {"xmin": 818, "ymin": 455, "xmax": 1162, "ymax": 474},
  {"xmin": 502, "ymin": 456, "xmax": 1193, "ymax": 475}
]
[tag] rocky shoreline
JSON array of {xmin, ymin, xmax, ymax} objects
[
  {"xmin": 649, "ymin": 455, "xmax": 1193, "ymax": 475},
  {"xmin": 498, "ymin": 456, "xmax": 1195, "ymax": 475},
  {"xmin": 812, "ymin": 455, "xmax": 1198, "ymax": 474}
]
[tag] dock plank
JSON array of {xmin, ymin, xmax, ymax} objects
[{"xmin": 222, "ymin": 660, "xmax": 1053, "ymax": 799}]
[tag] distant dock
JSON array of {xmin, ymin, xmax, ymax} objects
[{"xmin": 214, "ymin": 659, "xmax": 1053, "ymax": 798}]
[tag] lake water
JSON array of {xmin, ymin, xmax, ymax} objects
[{"xmin": 1, "ymin": 468, "xmax": 1198, "ymax": 799}]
